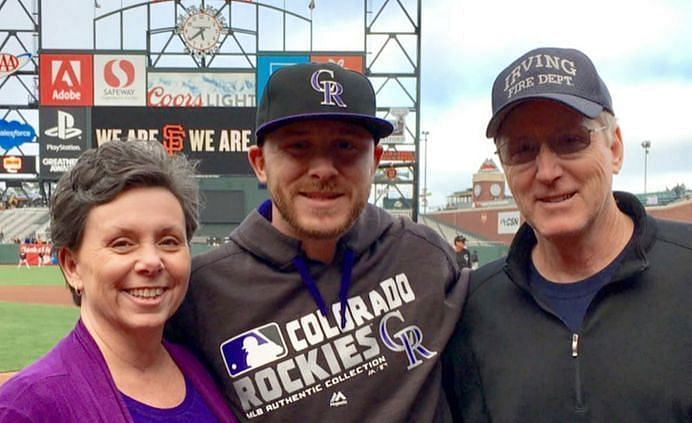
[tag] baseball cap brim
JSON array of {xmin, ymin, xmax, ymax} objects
[
  {"xmin": 256, "ymin": 112, "xmax": 394, "ymax": 144},
  {"xmin": 486, "ymin": 93, "xmax": 605, "ymax": 138}
]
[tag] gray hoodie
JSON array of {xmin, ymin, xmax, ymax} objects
[{"xmin": 167, "ymin": 201, "xmax": 468, "ymax": 422}]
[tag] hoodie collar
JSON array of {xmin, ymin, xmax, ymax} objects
[
  {"xmin": 230, "ymin": 200, "xmax": 395, "ymax": 329},
  {"xmin": 231, "ymin": 200, "xmax": 394, "ymax": 269}
]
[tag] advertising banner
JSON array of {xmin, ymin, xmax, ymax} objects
[
  {"xmin": 256, "ymin": 54, "xmax": 309, "ymax": 100},
  {"xmin": 0, "ymin": 118, "xmax": 36, "ymax": 152},
  {"xmin": 498, "ymin": 210, "xmax": 521, "ymax": 235},
  {"xmin": 19, "ymin": 243, "xmax": 53, "ymax": 266},
  {"xmin": 91, "ymin": 107, "xmax": 255, "ymax": 175},
  {"xmin": 39, "ymin": 107, "xmax": 88, "ymax": 178},
  {"xmin": 94, "ymin": 54, "xmax": 147, "ymax": 106},
  {"xmin": 1, "ymin": 155, "xmax": 36, "ymax": 175},
  {"xmin": 147, "ymin": 72, "xmax": 255, "ymax": 107},
  {"xmin": 0, "ymin": 52, "xmax": 33, "ymax": 77},
  {"xmin": 310, "ymin": 54, "xmax": 365, "ymax": 73},
  {"xmin": 380, "ymin": 150, "xmax": 415, "ymax": 162},
  {"xmin": 381, "ymin": 108, "xmax": 408, "ymax": 144},
  {"xmin": 39, "ymin": 53, "xmax": 93, "ymax": 106}
]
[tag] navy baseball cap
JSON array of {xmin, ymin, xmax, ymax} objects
[
  {"xmin": 486, "ymin": 47, "xmax": 614, "ymax": 138},
  {"xmin": 255, "ymin": 62, "xmax": 394, "ymax": 144}
]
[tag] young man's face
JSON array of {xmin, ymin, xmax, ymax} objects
[{"xmin": 249, "ymin": 119, "xmax": 383, "ymax": 241}]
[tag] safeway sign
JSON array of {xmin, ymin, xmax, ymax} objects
[{"xmin": 94, "ymin": 55, "xmax": 146, "ymax": 106}]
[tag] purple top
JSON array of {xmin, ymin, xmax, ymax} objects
[
  {"xmin": 0, "ymin": 320, "xmax": 237, "ymax": 423},
  {"xmin": 122, "ymin": 376, "xmax": 217, "ymax": 422}
]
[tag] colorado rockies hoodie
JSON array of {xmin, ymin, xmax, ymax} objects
[{"xmin": 166, "ymin": 201, "xmax": 468, "ymax": 422}]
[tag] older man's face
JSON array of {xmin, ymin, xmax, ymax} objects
[{"xmin": 497, "ymin": 100, "xmax": 623, "ymax": 242}]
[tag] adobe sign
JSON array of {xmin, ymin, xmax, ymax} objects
[{"xmin": 40, "ymin": 53, "xmax": 93, "ymax": 106}]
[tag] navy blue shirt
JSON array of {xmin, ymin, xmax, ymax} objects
[{"xmin": 529, "ymin": 251, "xmax": 625, "ymax": 332}]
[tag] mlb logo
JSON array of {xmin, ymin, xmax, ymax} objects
[{"xmin": 220, "ymin": 322, "xmax": 287, "ymax": 378}]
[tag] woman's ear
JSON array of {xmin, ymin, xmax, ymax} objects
[{"xmin": 58, "ymin": 247, "xmax": 83, "ymax": 293}]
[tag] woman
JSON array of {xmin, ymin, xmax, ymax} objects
[{"xmin": 0, "ymin": 140, "xmax": 236, "ymax": 422}]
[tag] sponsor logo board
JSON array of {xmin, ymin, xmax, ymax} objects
[
  {"xmin": 380, "ymin": 150, "xmax": 415, "ymax": 162},
  {"xmin": 147, "ymin": 72, "xmax": 255, "ymax": 107},
  {"xmin": 39, "ymin": 53, "xmax": 93, "ymax": 106},
  {"xmin": 498, "ymin": 210, "xmax": 521, "ymax": 234},
  {"xmin": 0, "ymin": 119, "xmax": 36, "ymax": 151},
  {"xmin": 1, "ymin": 155, "xmax": 36, "ymax": 174},
  {"xmin": 256, "ymin": 54, "xmax": 309, "ymax": 101},
  {"xmin": 91, "ymin": 107, "xmax": 255, "ymax": 175},
  {"xmin": 0, "ymin": 52, "xmax": 33, "ymax": 77},
  {"xmin": 94, "ymin": 54, "xmax": 147, "ymax": 106},
  {"xmin": 381, "ymin": 108, "xmax": 408, "ymax": 144},
  {"xmin": 310, "ymin": 54, "xmax": 364, "ymax": 73},
  {"xmin": 39, "ymin": 107, "xmax": 88, "ymax": 178}
]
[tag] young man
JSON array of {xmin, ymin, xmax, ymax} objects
[
  {"xmin": 452, "ymin": 235, "xmax": 471, "ymax": 269},
  {"xmin": 168, "ymin": 62, "xmax": 468, "ymax": 422},
  {"xmin": 443, "ymin": 47, "xmax": 692, "ymax": 421}
]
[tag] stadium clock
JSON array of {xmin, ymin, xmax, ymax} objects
[{"xmin": 178, "ymin": 6, "xmax": 225, "ymax": 57}]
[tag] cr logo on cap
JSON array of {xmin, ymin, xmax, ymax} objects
[{"xmin": 310, "ymin": 69, "xmax": 347, "ymax": 108}]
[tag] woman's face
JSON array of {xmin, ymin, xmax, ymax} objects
[{"xmin": 60, "ymin": 186, "xmax": 190, "ymax": 338}]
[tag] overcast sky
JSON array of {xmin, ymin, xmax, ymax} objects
[
  {"xmin": 420, "ymin": 0, "xmax": 692, "ymax": 208},
  {"xmin": 7, "ymin": 0, "xmax": 692, "ymax": 209}
]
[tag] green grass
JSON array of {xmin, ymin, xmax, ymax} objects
[
  {"xmin": 0, "ymin": 302, "xmax": 79, "ymax": 372},
  {"xmin": 0, "ymin": 265, "xmax": 65, "ymax": 286}
]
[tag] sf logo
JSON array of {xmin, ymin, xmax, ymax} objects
[
  {"xmin": 310, "ymin": 69, "xmax": 347, "ymax": 108},
  {"xmin": 379, "ymin": 310, "xmax": 436, "ymax": 370}
]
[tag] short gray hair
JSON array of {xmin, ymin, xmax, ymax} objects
[
  {"xmin": 50, "ymin": 140, "xmax": 199, "ymax": 304},
  {"xmin": 594, "ymin": 111, "xmax": 618, "ymax": 146}
]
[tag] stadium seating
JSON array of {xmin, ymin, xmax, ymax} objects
[{"xmin": 0, "ymin": 207, "xmax": 50, "ymax": 243}]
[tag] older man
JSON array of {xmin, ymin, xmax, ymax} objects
[
  {"xmin": 168, "ymin": 62, "xmax": 468, "ymax": 422},
  {"xmin": 443, "ymin": 47, "xmax": 692, "ymax": 421}
]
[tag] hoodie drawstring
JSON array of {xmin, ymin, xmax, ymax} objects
[
  {"xmin": 339, "ymin": 249, "xmax": 355, "ymax": 329},
  {"xmin": 291, "ymin": 248, "xmax": 355, "ymax": 330}
]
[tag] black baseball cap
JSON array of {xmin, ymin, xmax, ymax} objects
[
  {"xmin": 486, "ymin": 47, "xmax": 614, "ymax": 138},
  {"xmin": 454, "ymin": 235, "xmax": 466, "ymax": 243},
  {"xmin": 255, "ymin": 62, "xmax": 394, "ymax": 144}
]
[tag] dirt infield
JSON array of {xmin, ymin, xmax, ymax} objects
[
  {"xmin": 0, "ymin": 285, "xmax": 73, "ymax": 306},
  {"xmin": 0, "ymin": 372, "xmax": 15, "ymax": 385}
]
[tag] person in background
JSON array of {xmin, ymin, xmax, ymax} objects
[
  {"xmin": 0, "ymin": 140, "xmax": 236, "ymax": 422},
  {"xmin": 167, "ymin": 62, "xmax": 468, "ymax": 422},
  {"xmin": 37, "ymin": 249, "xmax": 44, "ymax": 267},
  {"xmin": 443, "ymin": 47, "xmax": 692, "ymax": 421},
  {"xmin": 17, "ymin": 248, "xmax": 30, "ymax": 270},
  {"xmin": 453, "ymin": 235, "xmax": 471, "ymax": 269},
  {"xmin": 470, "ymin": 250, "xmax": 480, "ymax": 270}
]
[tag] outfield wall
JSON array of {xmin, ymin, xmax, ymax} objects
[
  {"xmin": 0, "ymin": 244, "xmax": 19, "ymax": 265},
  {"xmin": 0, "ymin": 243, "xmax": 216, "ymax": 264}
]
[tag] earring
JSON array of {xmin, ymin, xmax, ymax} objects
[{"xmin": 75, "ymin": 287, "xmax": 82, "ymax": 297}]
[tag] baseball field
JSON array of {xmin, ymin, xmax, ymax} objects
[{"xmin": 0, "ymin": 265, "xmax": 78, "ymax": 386}]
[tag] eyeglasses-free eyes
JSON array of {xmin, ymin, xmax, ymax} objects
[{"xmin": 495, "ymin": 126, "xmax": 608, "ymax": 166}]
